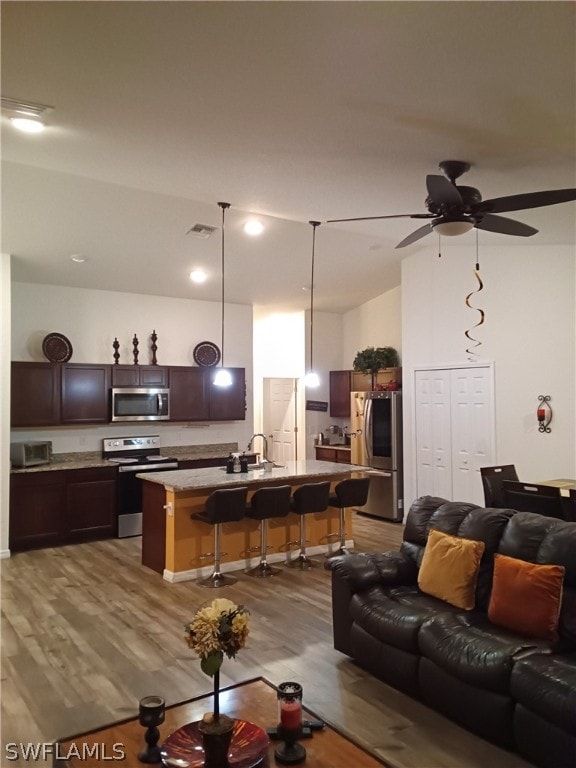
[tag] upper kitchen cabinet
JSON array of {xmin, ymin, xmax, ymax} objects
[
  {"xmin": 168, "ymin": 366, "xmax": 209, "ymax": 421},
  {"xmin": 61, "ymin": 364, "xmax": 110, "ymax": 424},
  {"xmin": 11, "ymin": 362, "xmax": 61, "ymax": 427},
  {"xmin": 329, "ymin": 368, "xmax": 402, "ymax": 418},
  {"xmin": 111, "ymin": 364, "xmax": 168, "ymax": 387},
  {"xmin": 208, "ymin": 368, "xmax": 246, "ymax": 420}
]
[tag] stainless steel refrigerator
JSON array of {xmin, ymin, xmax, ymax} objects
[{"xmin": 351, "ymin": 390, "xmax": 403, "ymax": 522}]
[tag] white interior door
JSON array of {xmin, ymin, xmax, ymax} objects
[
  {"xmin": 415, "ymin": 370, "xmax": 452, "ymax": 499},
  {"xmin": 415, "ymin": 365, "xmax": 494, "ymax": 506},
  {"xmin": 263, "ymin": 378, "xmax": 297, "ymax": 463},
  {"xmin": 450, "ymin": 367, "xmax": 494, "ymax": 505}
]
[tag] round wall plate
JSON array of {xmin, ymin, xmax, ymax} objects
[
  {"xmin": 193, "ymin": 341, "xmax": 221, "ymax": 367},
  {"xmin": 42, "ymin": 332, "xmax": 73, "ymax": 363}
]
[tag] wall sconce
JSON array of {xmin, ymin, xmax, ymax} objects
[{"xmin": 537, "ymin": 395, "xmax": 552, "ymax": 433}]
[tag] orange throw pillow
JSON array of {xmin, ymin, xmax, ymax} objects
[
  {"xmin": 418, "ymin": 529, "xmax": 485, "ymax": 610},
  {"xmin": 488, "ymin": 554, "xmax": 565, "ymax": 641}
]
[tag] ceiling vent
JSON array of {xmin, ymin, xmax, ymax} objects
[
  {"xmin": 187, "ymin": 223, "xmax": 217, "ymax": 239},
  {"xmin": 1, "ymin": 97, "xmax": 54, "ymax": 118}
]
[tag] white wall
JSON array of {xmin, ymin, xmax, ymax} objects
[
  {"xmin": 402, "ymin": 243, "xmax": 576, "ymax": 508},
  {"xmin": 1, "ymin": 256, "xmax": 11, "ymax": 557},
  {"xmin": 11, "ymin": 282, "xmax": 254, "ymax": 453},
  {"xmin": 342, "ymin": 286, "xmax": 401, "ymax": 368}
]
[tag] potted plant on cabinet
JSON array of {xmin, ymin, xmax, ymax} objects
[{"xmin": 353, "ymin": 346, "xmax": 399, "ymax": 390}]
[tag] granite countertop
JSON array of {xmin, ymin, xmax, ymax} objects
[
  {"xmin": 138, "ymin": 459, "xmax": 361, "ymax": 492},
  {"xmin": 10, "ymin": 442, "xmax": 240, "ymax": 474},
  {"xmin": 317, "ymin": 443, "xmax": 351, "ymax": 450}
]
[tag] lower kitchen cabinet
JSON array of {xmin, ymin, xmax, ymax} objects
[
  {"xmin": 66, "ymin": 468, "xmax": 117, "ymax": 541},
  {"xmin": 10, "ymin": 466, "xmax": 117, "ymax": 551},
  {"xmin": 315, "ymin": 446, "xmax": 352, "ymax": 463},
  {"xmin": 9, "ymin": 471, "xmax": 67, "ymax": 551}
]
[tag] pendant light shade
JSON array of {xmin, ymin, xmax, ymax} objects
[
  {"xmin": 305, "ymin": 221, "xmax": 320, "ymax": 388},
  {"xmin": 214, "ymin": 201, "xmax": 232, "ymax": 387}
]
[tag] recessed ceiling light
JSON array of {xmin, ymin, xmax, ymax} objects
[
  {"xmin": 70, "ymin": 254, "xmax": 86, "ymax": 263},
  {"xmin": 10, "ymin": 117, "xmax": 45, "ymax": 133},
  {"xmin": 190, "ymin": 269, "xmax": 207, "ymax": 283},
  {"xmin": 244, "ymin": 219, "xmax": 264, "ymax": 236}
]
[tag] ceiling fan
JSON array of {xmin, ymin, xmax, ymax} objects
[{"xmin": 327, "ymin": 160, "xmax": 576, "ymax": 248}]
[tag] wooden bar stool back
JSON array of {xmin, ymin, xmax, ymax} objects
[
  {"xmin": 286, "ymin": 481, "xmax": 331, "ymax": 570},
  {"xmin": 196, "ymin": 486, "xmax": 248, "ymax": 588},
  {"xmin": 245, "ymin": 485, "xmax": 292, "ymax": 578}
]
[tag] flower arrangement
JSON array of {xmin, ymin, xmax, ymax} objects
[{"xmin": 184, "ymin": 598, "xmax": 249, "ymax": 719}]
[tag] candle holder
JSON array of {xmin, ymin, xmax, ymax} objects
[
  {"xmin": 274, "ymin": 682, "xmax": 306, "ymax": 765},
  {"xmin": 537, "ymin": 395, "xmax": 552, "ymax": 433},
  {"xmin": 138, "ymin": 695, "xmax": 165, "ymax": 764}
]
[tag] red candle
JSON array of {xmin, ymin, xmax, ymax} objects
[
  {"xmin": 280, "ymin": 700, "xmax": 301, "ymax": 730},
  {"xmin": 537, "ymin": 408, "xmax": 546, "ymax": 420}
]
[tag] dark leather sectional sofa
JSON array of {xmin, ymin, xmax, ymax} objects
[{"xmin": 327, "ymin": 496, "xmax": 576, "ymax": 768}]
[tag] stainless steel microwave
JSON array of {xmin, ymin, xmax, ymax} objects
[
  {"xmin": 10, "ymin": 441, "xmax": 52, "ymax": 468},
  {"xmin": 111, "ymin": 387, "xmax": 170, "ymax": 422}
]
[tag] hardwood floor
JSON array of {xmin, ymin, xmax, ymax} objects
[{"xmin": 1, "ymin": 512, "xmax": 531, "ymax": 768}]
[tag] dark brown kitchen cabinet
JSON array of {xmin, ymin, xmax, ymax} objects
[
  {"xmin": 10, "ymin": 467, "xmax": 117, "ymax": 552},
  {"xmin": 61, "ymin": 364, "xmax": 110, "ymax": 424},
  {"xmin": 111, "ymin": 365, "xmax": 168, "ymax": 387},
  {"xmin": 315, "ymin": 446, "xmax": 352, "ymax": 463},
  {"xmin": 329, "ymin": 370, "xmax": 353, "ymax": 418},
  {"xmin": 168, "ymin": 367, "xmax": 246, "ymax": 422},
  {"xmin": 11, "ymin": 362, "xmax": 61, "ymax": 427},
  {"xmin": 208, "ymin": 368, "xmax": 246, "ymax": 420},
  {"xmin": 9, "ymin": 471, "xmax": 67, "ymax": 550},
  {"xmin": 169, "ymin": 367, "xmax": 209, "ymax": 421}
]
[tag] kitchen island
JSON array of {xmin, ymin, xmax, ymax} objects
[{"xmin": 139, "ymin": 460, "xmax": 364, "ymax": 581}]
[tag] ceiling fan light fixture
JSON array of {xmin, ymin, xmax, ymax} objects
[{"xmin": 433, "ymin": 217, "xmax": 475, "ymax": 237}]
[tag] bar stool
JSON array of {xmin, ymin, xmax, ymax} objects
[
  {"xmin": 196, "ymin": 486, "xmax": 248, "ymax": 588},
  {"xmin": 326, "ymin": 477, "xmax": 371, "ymax": 558},
  {"xmin": 245, "ymin": 485, "xmax": 292, "ymax": 577},
  {"xmin": 286, "ymin": 481, "xmax": 330, "ymax": 569}
]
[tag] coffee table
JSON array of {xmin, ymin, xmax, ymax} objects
[{"xmin": 54, "ymin": 677, "xmax": 388, "ymax": 767}]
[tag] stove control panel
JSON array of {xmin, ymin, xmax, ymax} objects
[{"xmin": 103, "ymin": 435, "xmax": 160, "ymax": 454}]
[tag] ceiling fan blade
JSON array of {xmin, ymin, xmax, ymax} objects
[
  {"xmin": 426, "ymin": 175, "xmax": 463, "ymax": 207},
  {"xmin": 326, "ymin": 213, "xmax": 433, "ymax": 223},
  {"xmin": 476, "ymin": 188, "xmax": 576, "ymax": 214},
  {"xmin": 395, "ymin": 222, "xmax": 434, "ymax": 249},
  {"xmin": 475, "ymin": 213, "xmax": 538, "ymax": 237}
]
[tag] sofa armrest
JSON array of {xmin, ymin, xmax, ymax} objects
[
  {"xmin": 328, "ymin": 552, "xmax": 417, "ymax": 657},
  {"xmin": 327, "ymin": 551, "xmax": 417, "ymax": 592}
]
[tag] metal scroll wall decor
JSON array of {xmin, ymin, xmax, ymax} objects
[
  {"xmin": 464, "ymin": 231, "xmax": 485, "ymax": 360},
  {"xmin": 537, "ymin": 395, "xmax": 552, "ymax": 433}
]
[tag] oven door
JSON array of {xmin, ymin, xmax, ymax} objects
[
  {"xmin": 116, "ymin": 463, "xmax": 177, "ymax": 537},
  {"xmin": 111, "ymin": 388, "xmax": 170, "ymax": 422}
]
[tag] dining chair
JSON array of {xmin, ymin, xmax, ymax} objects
[
  {"xmin": 566, "ymin": 488, "xmax": 576, "ymax": 523},
  {"xmin": 480, "ymin": 465, "xmax": 519, "ymax": 508},
  {"xmin": 502, "ymin": 480, "xmax": 564, "ymax": 519}
]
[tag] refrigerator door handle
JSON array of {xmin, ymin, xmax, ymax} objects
[{"xmin": 364, "ymin": 398, "xmax": 373, "ymax": 465}]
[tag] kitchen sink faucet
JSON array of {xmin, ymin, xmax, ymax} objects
[{"xmin": 247, "ymin": 433, "xmax": 269, "ymax": 464}]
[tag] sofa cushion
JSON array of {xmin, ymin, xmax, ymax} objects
[
  {"xmin": 349, "ymin": 585, "xmax": 462, "ymax": 654},
  {"xmin": 418, "ymin": 612, "xmax": 552, "ymax": 693},
  {"xmin": 511, "ymin": 653, "xmax": 576, "ymax": 733},
  {"xmin": 418, "ymin": 529, "xmax": 485, "ymax": 610},
  {"xmin": 488, "ymin": 554, "xmax": 565, "ymax": 641}
]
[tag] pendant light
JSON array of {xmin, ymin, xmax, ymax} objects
[
  {"xmin": 304, "ymin": 221, "xmax": 320, "ymax": 388},
  {"xmin": 213, "ymin": 201, "xmax": 232, "ymax": 387}
]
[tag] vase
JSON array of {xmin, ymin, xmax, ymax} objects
[{"xmin": 198, "ymin": 714, "xmax": 234, "ymax": 767}]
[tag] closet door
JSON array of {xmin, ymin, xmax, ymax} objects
[
  {"xmin": 450, "ymin": 368, "xmax": 494, "ymax": 506},
  {"xmin": 415, "ymin": 365, "xmax": 494, "ymax": 506},
  {"xmin": 415, "ymin": 369, "xmax": 452, "ymax": 500}
]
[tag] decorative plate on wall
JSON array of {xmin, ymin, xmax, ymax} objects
[
  {"xmin": 42, "ymin": 332, "xmax": 73, "ymax": 363},
  {"xmin": 193, "ymin": 341, "xmax": 221, "ymax": 367}
]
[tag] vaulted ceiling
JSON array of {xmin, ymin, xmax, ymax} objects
[{"xmin": 2, "ymin": 1, "xmax": 575, "ymax": 313}]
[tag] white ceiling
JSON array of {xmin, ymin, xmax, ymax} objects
[{"xmin": 2, "ymin": 1, "xmax": 575, "ymax": 313}]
